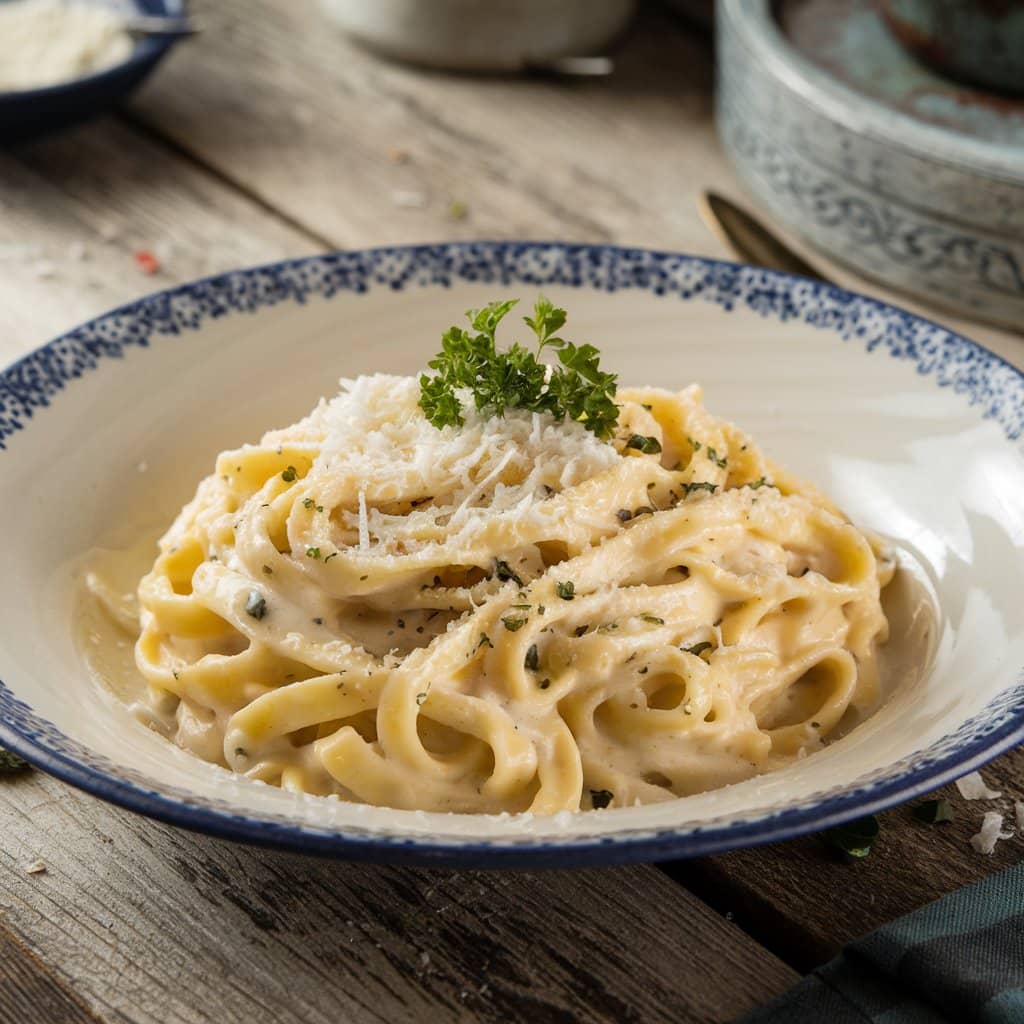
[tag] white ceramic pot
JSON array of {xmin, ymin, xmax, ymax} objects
[{"xmin": 321, "ymin": 0, "xmax": 638, "ymax": 71}]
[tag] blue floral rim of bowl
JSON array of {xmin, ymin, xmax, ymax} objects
[{"xmin": 1, "ymin": 241, "xmax": 1022, "ymax": 867}]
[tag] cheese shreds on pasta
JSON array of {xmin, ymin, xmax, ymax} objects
[{"xmin": 96, "ymin": 374, "xmax": 894, "ymax": 813}]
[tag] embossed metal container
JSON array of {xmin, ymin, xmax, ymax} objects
[{"xmin": 716, "ymin": 0, "xmax": 1024, "ymax": 328}]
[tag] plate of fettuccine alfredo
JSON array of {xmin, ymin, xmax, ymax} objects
[{"xmin": 0, "ymin": 243, "xmax": 1021, "ymax": 866}]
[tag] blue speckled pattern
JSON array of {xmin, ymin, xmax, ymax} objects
[{"xmin": 1, "ymin": 241, "xmax": 1023, "ymax": 867}]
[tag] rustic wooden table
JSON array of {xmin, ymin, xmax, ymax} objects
[{"xmin": 1, "ymin": 4, "xmax": 1021, "ymax": 1023}]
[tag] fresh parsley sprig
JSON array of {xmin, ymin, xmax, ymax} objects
[{"xmin": 418, "ymin": 296, "xmax": 619, "ymax": 440}]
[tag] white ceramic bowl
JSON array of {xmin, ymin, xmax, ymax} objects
[{"xmin": 1, "ymin": 242, "xmax": 1022, "ymax": 867}]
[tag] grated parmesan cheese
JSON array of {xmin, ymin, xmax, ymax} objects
[
  {"xmin": 315, "ymin": 375, "xmax": 620, "ymax": 559},
  {"xmin": 970, "ymin": 812, "xmax": 1012, "ymax": 855},
  {"xmin": 0, "ymin": 0, "xmax": 134, "ymax": 92},
  {"xmin": 955, "ymin": 771, "xmax": 1002, "ymax": 801},
  {"xmin": 357, "ymin": 489, "xmax": 369, "ymax": 551}
]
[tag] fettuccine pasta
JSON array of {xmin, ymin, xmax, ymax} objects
[{"xmin": 108, "ymin": 373, "xmax": 892, "ymax": 813}]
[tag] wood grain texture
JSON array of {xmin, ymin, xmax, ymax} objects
[
  {"xmin": 0, "ymin": 118, "xmax": 316, "ymax": 359},
  {"xmin": 674, "ymin": 746, "xmax": 1024, "ymax": 972},
  {"xmin": 0, "ymin": 920, "xmax": 103, "ymax": 1024},
  {"xmin": 127, "ymin": 0, "xmax": 736, "ymax": 253},
  {"xmin": 0, "ymin": 772, "xmax": 796, "ymax": 1024},
  {"xmin": 124, "ymin": 0, "xmax": 1021, "ymax": 371}
]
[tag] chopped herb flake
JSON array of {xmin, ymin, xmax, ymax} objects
[
  {"xmin": 524, "ymin": 644, "xmax": 540, "ymax": 671},
  {"xmin": 616, "ymin": 508, "xmax": 632, "ymax": 522},
  {"xmin": 0, "ymin": 748, "xmax": 28, "ymax": 774},
  {"xmin": 306, "ymin": 547, "xmax": 321, "ymax": 560},
  {"xmin": 281, "ymin": 465, "xmax": 297, "ymax": 482},
  {"xmin": 688, "ymin": 436, "xmax": 702, "ymax": 452},
  {"xmin": 750, "ymin": 477, "xmax": 771, "ymax": 490},
  {"xmin": 416, "ymin": 691, "xmax": 428, "ymax": 706},
  {"xmin": 684, "ymin": 481, "xmax": 718, "ymax": 496},
  {"xmin": 262, "ymin": 564, "xmax": 273, "ymax": 576},
  {"xmin": 820, "ymin": 816, "xmax": 879, "ymax": 860},
  {"xmin": 245, "ymin": 590, "xmax": 267, "ymax": 620},
  {"xmin": 914, "ymin": 799, "xmax": 954, "ymax": 825},
  {"xmin": 303, "ymin": 497, "xmax": 315, "ymax": 509},
  {"xmin": 502, "ymin": 616, "xmax": 527, "ymax": 632},
  {"xmin": 625, "ymin": 434, "xmax": 662, "ymax": 455},
  {"xmin": 706, "ymin": 446, "xmax": 727, "ymax": 469},
  {"xmin": 639, "ymin": 614, "xmax": 665, "ymax": 625},
  {"xmin": 494, "ymin": 559, "xmax": 523, "ymax": 586},
  {"xmin": 556, "ymin": 580, "xmax": 576, "ymax": 601},
  {"xmin": 683, "ymin": 641, "xmax": 713, "ymax": 657},
  {"xmin": 477, "ymin": 632, "xmax": 494, "ymax": 650}
]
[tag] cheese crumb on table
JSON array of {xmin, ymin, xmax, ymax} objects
[
  {"xmin": 970, "ymin": 812, "xmax": 1012, "ymax": 855},
  {"xmin": 955, "ymin": 771, "xmax": 1002, "ymax": 801}
]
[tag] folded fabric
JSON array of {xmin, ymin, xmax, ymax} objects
[{"xmin": 739, "ymin": 864, "xmax": 1024, "ymax": 1024}]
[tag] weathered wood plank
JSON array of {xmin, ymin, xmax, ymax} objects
[
  {"xmin": 123, "ymin": 0, "xmax": 1019, "ymax": 367},
  {"xmin": 127, "ymin": 1, "xmax": 736, "ymax": 253},
  {"xmin": 0, "ymin": 772, "xmax": 797, "ymax": 1024},
  {"xmin": 0, "ymin": 919, "xmax": 104, "ymax": 1024},
  {"xmin": 673, "ymin": 745, "xmax": 1024, "ymax": 972},
  {"xmin": 0, "ymin": 118, "xmax": 316, "ymax": 356}
]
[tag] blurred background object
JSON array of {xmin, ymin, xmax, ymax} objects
[
  {"xmin": 664, "ymin": 0, "xmax": 714, "ymax": 28},
  {"xmin": 0, "ymin": 0, "xmax": 187, "ymax": 143},
  {"xmin": 879, "ymin": 0, "xmax": 1024, "ymax": 95},
  {"xmin": 717, "ymin": 0, "xmax": 1024, "ymax": 330},
  {"xmin": 320, "ymin": 0, "xmax": 637, "ymax": 72}
]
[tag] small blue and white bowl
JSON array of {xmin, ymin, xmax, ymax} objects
[{"xmin": 0, "ymin": 0, "xmax": 184, "ymax": 143}]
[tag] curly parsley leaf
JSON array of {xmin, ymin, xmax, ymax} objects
[
  {"xmin": 419, "ymin": 296, "xmax": 618, "ymax": 439},
  {"xmin": 418, "ymin": 373, "xmax": 463, "ymax": 429}
]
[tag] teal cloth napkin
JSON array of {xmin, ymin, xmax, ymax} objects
[{"xmin": 740, "ymin": 864, "xmax": 1024, "ymax": 1024}]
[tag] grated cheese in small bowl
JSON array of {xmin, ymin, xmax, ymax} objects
[{"xmin": 0, "ymin": 0, "xmax": 134, "ymax": 93}]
